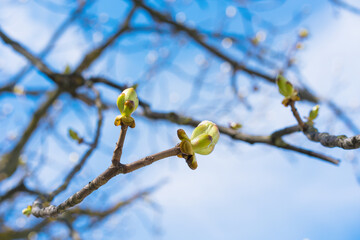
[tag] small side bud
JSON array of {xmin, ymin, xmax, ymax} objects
[
  {"xmin": 309, "ymin": 105, "xmax": 320, "ymax": 121},
  {"xmin": 22, "ymin": 205, "xmax": 32, "ymax": 217},
  {"xmin": 186, "ymin": 156, "xmax": 198, "ymax": 170},
  {"xmin": 114, "ymin": 115, "xmax": 122, "ymax": 126},
  {"xmin": 299, "ymin": 28, "xmax": 309, "ymax": 38},
  {"xmin": 177, "ymin": 129, "xmax": 189, "ymax": 141},
  {"xmin": 68, "ymin": 128, "xmax": 79, "ymax": 141},
  {"xmin": 180, "ymin": 140, "xmax": 194, "ymax": 156},
  {"xmin": 13, "ymin": 85, "xmax": 25, "ymax": 95},
  {"xmin": 229, "ymin": 122, "xmax": 242, "ymax": 130}
]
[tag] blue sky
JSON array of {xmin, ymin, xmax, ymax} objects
[{"xmin": 1, "ymin": 0, "xmax": 360, "ymax": 239}]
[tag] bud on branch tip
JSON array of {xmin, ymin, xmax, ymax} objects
[
  {"xmin": 276, "ymin": 75, "xmax": 300, "ymax": 107},
  {"xmin": 177, "ymin": 121, "xmax": 220, "ymax": 170},
  {"xmin": 114, "ymin": 88, "xmax": 139, "ymax": 128}
]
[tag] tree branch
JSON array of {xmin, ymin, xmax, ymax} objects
[
  {"xmin": 31, "ymin": 147, "xmax": 181, "ymax": 218},
  {"xmin": 0, "ymin": 29, "xmax": 56, "ymax": 81},
  {"xmin": 86, "ymin": 77, "xmax": 340, "ymax": 164},
  {"xmin": 74, "ymin": 5, "xmax": 137, "ymax": 73},
  {"xmin": 132, "ymin": 0, "xmax": 319, "ymax": 103},
  {"xmin": 0, "ymin": 88, "xmax": 62, "ymax": 180},
  {"xmin": 290, "ymin": 101, "xmax": 306, "ymax": 130},
  {"xmin": 111, "ymin": 125, "xmax": 128, "ymax": 165},
  {"xmin": 304, "ymin": 126, "xmax": 360, "ymax": 149},
  {"xmin": 3, "ymin": 1, "xmax": 92, "ymax": 88},
  {"xmin": 47, "ymin": 88, "xmax": 104, "ymax": 200}
]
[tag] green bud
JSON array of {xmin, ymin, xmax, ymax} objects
[
  {"xmin": 309, "ymin": 105, "xmax": 319, "ymax": 121},
  {"xmin": 276, "ymin": 75, "xmax": 294, "ymax": 98},
  {"xmin": 116, "ymin": 88, "xmax": 139, "ymax": 117},
  {"xmin": 115, "ymin": 88, "xmax": 139, "ymax": 127},
  {"xmin": 177, "ymin": 121, "xmax": 220, "ymax": 170},
  {"xmin": 22, "ymin": 205, "xmax": 32, "ymax": 217},
  {"xmin": 190, "ymin": 121, "xmax": 219, "ymax": 155},
  {"xmin": 68, "ymin": 128, "xmax": 79, "ymax": 141},
  {"xmin": 277, "ymin": 75, "xmax": 300, "ymax": 106}
]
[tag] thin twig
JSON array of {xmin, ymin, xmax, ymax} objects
[
  {"xmin": 0, "ymin": 29, "xmax": 56, "ymax": 80},
  {"xmin": 31, "ymin": 147, "xmax": 181, "ymax": 218},
  {"xmin": 111, "ymin": 125, "xmax": 128, "ymax": 165},
  {"xmin": 270, "ymin": 125, "xmax": 301, "ymax": 139},
  {"xmin": 290, "ymin": 101, "xmax": 306, "ymax": 130},
  {"xmin": 74, "ymin": 6, "xmax": 137, "ymax": 73},
  {"xmin": 48, "ymin": 88, "xmax": 104, "ymax": 200},
  {"xmin": 69, "ymin": 183, "xmax": 162, "ymax": 218},
  {"xmin": 132, "ymin": 0, "xmax": 319, "ymax": 103},
  {"xmin": 278, "ymin": 140, "xmax": 340, "ymax": 164},
  {"xmin": 4, "ymin": 1, "xmax": 92, "ymax": 87},
  {"xmin": 0, "ymin": 88, "xmax": 62, "ymax": 180}
]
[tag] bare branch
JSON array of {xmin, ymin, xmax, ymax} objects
[
  {"xmin": 290, "ymin": 101, "xmax": 306, "ymax": 130},
  {"xmin": 0, "ymin": 219, "xmax": 51, "ymax": 240},
  {"xmin": 270, "ymin": 125, "xmax": 301, "ymax": 139},
  {"xmin": 330, "ymin": 0, "xmax": 360, "ymax": 15},
  {"xmin": 0, "ymin": 29, "xmax": 56, "ymax": 80},
  {"xmin": 69, "ymin": 185, "xmax": 159, "ymax": 218},
  {"xmin": 304, "ymin": 126, "xmax": 360, "ymax": 149},
  {"xmin": 31, "ymin": 147, "xmax": 181, "ymax": 218},
  {"xmin": 0, "ymin": 180, "xmax": 42, "ymax": 202},
  {"xmin": 111, "ymin": 125, "xmax": 128, "ymax": 165},
  {"xmin": 74, "ymin": 6, "xmax": 137, "ymax": 73},
  {"xmin": 132, "ymin": 0, "xmax": 319, "ymax": 103},
  {"xmin": 278, "ymin": 140, "xmax": 340, "ymax": 165},
  {"xmin": 0, "ymin": 88, "xmax": 62, "ymax": 180},
  {"xmin": 48, "ymin": 88, "xmax": 104, "ymax": 200},
  {"xmin": 4, "ymin": 1, "xmax": 93, "ymax": 87}
]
